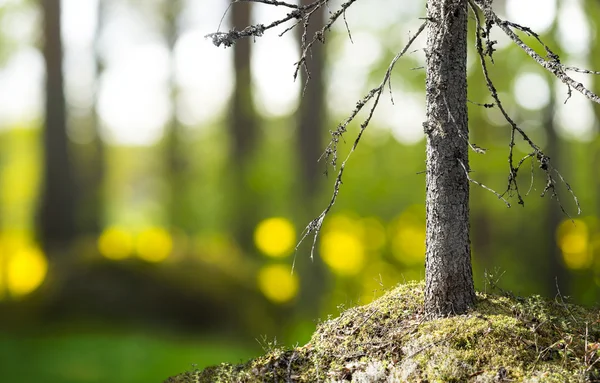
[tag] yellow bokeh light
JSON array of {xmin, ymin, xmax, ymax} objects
[
  {"xmin": 254, "ymin": 217, "xmax": 296, "ymax": 258},
  {"xmin": 563, "ymin": 251, "xmax": 592, "ymax": 270},
  {"xmin": 557, "ymin": 219, "xmax": 591, "ymax": 270},
  {"xmin": 320, "ymin": 230, "xmax": 365, "ymax": 276},
  {"xmin": 98, "ymin": 227, "xmax": 133, "ymax": 260},
  {"xmin": 7, "ymin": 246, "xmax": 48, "ymax": 297},
  {"xmin": 136, "ymin": 227, "xmax": 173, "ymax": 263},
  {"xmin": 257, "ymin": 264, "xmax": 299, "ymax": 303},
  {"xmin": 561, "ymin": 233, "xmax": 588, "ymax": 255}
]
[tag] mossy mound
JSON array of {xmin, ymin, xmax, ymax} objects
[{"xmin": 166, "ymin": 281, "xmax": 600, "ymax": 382}]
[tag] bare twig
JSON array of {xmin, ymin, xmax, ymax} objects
[
  {"xmin": 208, "ymin": 0, "xmax": 361, "ymax": 97},
  {"xmin": 295, "ymin": 21, "xmax": 428, "ymax": 262},
  {"xmin": 468, "ymin": 0, "xmax": 581, "ymax": 215},
  {"xmin": 207, "ymin": 0, "xmax": 325, "ymax": 47},
  {"xmin": 473, "ymin": 0, "xmax": 600, "ymax": 105},
  {"xmin": 443, "ymin": 94, "xmax": 486, "ymax": 154},
  {"xmin": 458, "ymin": 159, "xmax": 510, "ymax": 207}
]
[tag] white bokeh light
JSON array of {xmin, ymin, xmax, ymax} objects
[
  {"xmin": 513, "ymin": 72, "xmax": 550, "ymax": 111},
  {"xmin": 0, "ymin": 48, "xmax": 44, "ymax": 128},
  {"xmin": 97, "ymin": 43, "xmax": 172, "ymax": 145},
  {"xmin": 62, "ymin": 0, "xmax": 97, "ymax": 48},
  {"xmin": 557, "ymin": 0, "xmax": 590, "ymax": 57},
  {"xmin": 251, "ymin": 32, "xmax": 300, "ymax": 118},
  {"xmin": 554, "ymin": 82, "xmax": 597, "ymax": 142},
  {"xmin": 327, "ymin": 32, "xmax": 383, "ymax": 118},
  {"xmin": 381, "ymin": 92, "xmax": 425, "ymax": 145},
  {"xmin": 0, "ymin": 5, "xmax": 39, "ymax": 44},
  {"xmin": 505, "ymin": 0, "xmax": 556, "ymax": 35},
  {"xmin": 175, "ymin": 29, "xmax": 232, "ymax": 126}
]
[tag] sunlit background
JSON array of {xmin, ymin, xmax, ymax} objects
[{"xmin": 0, "ymin": 0, "xmax": 599, "ymax": 381}]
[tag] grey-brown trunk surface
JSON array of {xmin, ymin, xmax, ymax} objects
[{"xmin": 424, "ymin": 0, "xmax": 475, "ymax": 317}]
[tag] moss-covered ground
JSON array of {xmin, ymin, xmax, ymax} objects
[{"xmin": 166, "ymin": 281, "xmax": 600, "ymax": 382}]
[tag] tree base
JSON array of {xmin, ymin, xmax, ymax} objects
[{"xmin": 166, "ymin": 281, "xmax": 600, "ymax": 382}]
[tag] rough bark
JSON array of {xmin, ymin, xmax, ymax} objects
[
  {"xmin": 40, "ymin": 0, "xmax": 77, "ymax": 249},
  {"xmin": 424, "ymin": 0, "xmax": 475, "ymax": 317}
]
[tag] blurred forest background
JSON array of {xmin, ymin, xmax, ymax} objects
[{"xmin": 0, "ymin": 0, "xmax": 599, "ymax": 381}]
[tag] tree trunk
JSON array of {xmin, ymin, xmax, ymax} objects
[
  {"xmin": 79, "ymin": 0, "xmax": 106, "ymax": 236},
  {"xmin": 229, "ymin": 2, "xmax": 259, "ymax": 250},
  {"xmin": 40, "ymin": 0, "xmax": 77, "ymax": 250},
  {"xmin": 424, "ymin": 0, "xmax": 475, "ymax": 317}
]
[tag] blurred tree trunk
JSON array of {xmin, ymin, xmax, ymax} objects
[
  {"xmin": 296, "ymin": 0, "xmax": 324, "ymax": 197},
  {"xmin": 229, "ymin": 2, "xmax": 259, "ymax": 250},
  {"xmin": 586, "ymin": 0, "xmax": 600, "ymax": 217},
  {"xmin": 536, "ymin": 17, "xmax": 567, "ymax": 295},
  {"xmin": 295, "ymin": 0, "xmax": 327, "ymax": 317},
  {"xmin": 469, "ymin": 111, "xmax": 491, "ymax": 272},
  {"xmin": 40, "ymin": 0, "xmax": 77, "ymax": 251},
  {"xmin": 78, "ymin": 0, "xmax": 106, "ymax": 236},
  {"xmin": 542, "ymin": 87, "xmax": 567, "ymax": 295},
  {"xmin": 163, "ymin": 0, "xmax": 189, "ymax": 231}
]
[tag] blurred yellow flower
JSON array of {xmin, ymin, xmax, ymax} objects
[
  {"xmin": 7, "ymin": 246, "xmax": 48, "ymax": 297},
  {"xmin": 320, "ymin": 230, "xmax": 365, "ymax": 276},
  {"xmin": 257, "ymin": 264, "xmax": 299, "ymax": 303},
  {"xmin": 557, "ymin": 219, "xmax": 591, "ymax": 270},
  {"xmin": 254, "ymin": 217, "xmax": 296, "ymax": 257},
  {"xmin": 98, "ymin": 226, "xmax": 133, "ymax": 260},
  {"xmin": 136, "ymin": 227, "xmax": 173, "ymax": 263}
]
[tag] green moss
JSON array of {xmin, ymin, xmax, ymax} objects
[{"xmin": 166, "ymin": 281, "xmax": 600, "ymax": 382}]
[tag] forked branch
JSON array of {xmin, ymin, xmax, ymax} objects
[
  {"xmin": 206, "ymin": 0, "xmax": 358, "ymax": 85},
  {"xmin": 468, "ymin": 0, "xmax": 581, "ymax": 215},
  {"xmin": 473, "ymin": 0, "xmax": 600, "ymax": 106},
  {"xmin": 296, "ymin": 21, "xmax": 428, "ymax": 264}
]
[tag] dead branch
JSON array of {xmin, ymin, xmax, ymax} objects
[
  {"xmin": 473, "ymin": 0, "xmax": 600, "ymax": 106},
  {"xmin": 295, "ymin": 21, "xmax": 428, "ymax": 263},
  {"xmin": 206, "ymin": 0, "xmax": 358, "ymax": 87},
  {"xmin": 207, "ymin": 0, "xmax": 323, "ymax": 47},
  {"xmin": 458, "ymin": 159, "xmax": 510, "ymax": 207},
  {"xmin": 468, "ymin": 0, "xmax": 581, "ymax": 216}
]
